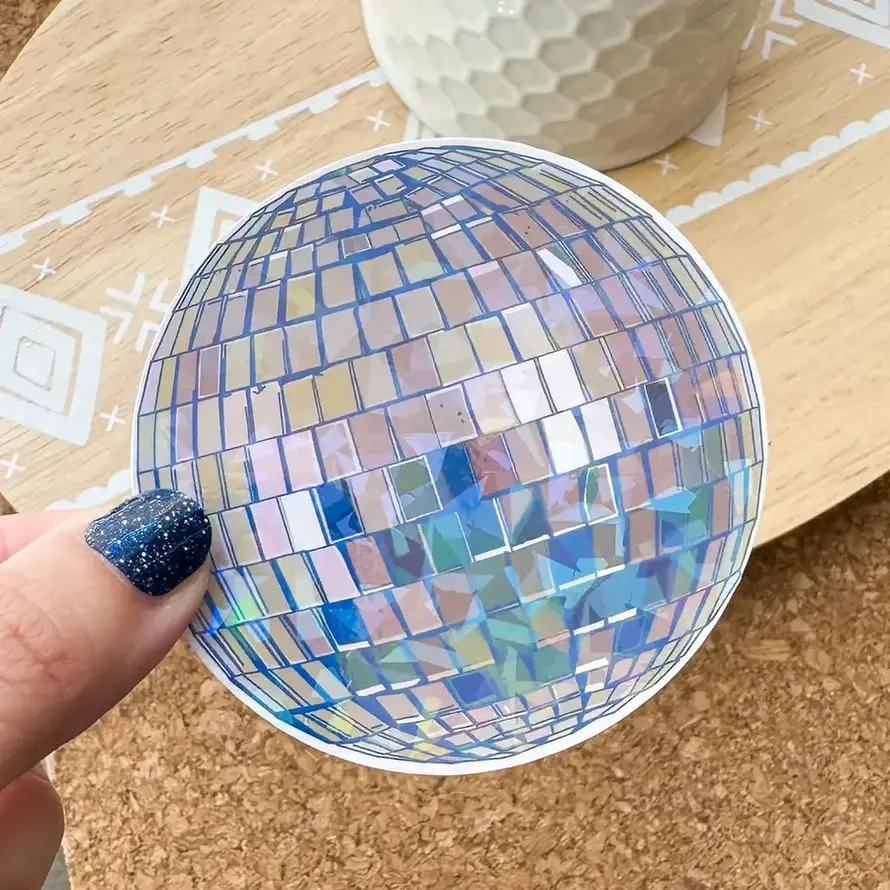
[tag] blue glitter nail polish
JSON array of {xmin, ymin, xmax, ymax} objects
[{"xmin": 85, "ymin": 489, "xmax": 212, "ymax": 596}]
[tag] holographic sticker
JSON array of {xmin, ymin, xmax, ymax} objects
[{"xmin": 134, "ymin": 140, "xmax": 766, "ymax": 775}]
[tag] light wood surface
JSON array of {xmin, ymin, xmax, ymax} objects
[
  {"xmin": 2, "ymin": 0, "xmax": 889, "ymax": 546},
  {"xmin": 3, "ymin": 1, "xmax": 890, "ymax": 888}
]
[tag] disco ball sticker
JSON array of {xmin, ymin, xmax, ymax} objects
[{"xmin": 133, "ymin": 140, "xmax": 766, "ymax": 774}]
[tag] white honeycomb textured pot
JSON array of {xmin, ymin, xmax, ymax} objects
[{"xmin": 362, "ymin": 0, "xmax": 758, "ymax": 170}]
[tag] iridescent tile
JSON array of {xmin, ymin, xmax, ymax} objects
[
  {"xmin": 321, "ymin": 308, "xmax": 361, "ymax": 362},
  {"xmin": 221, "ymin": 507, "xmax": 262, "ymax": 566},
  {"xmin": 647, "ymin": 441, "xmax": 681, "ymax": 499},
  {"xmin": 614, "ymin": 387, "xmax": 652, "ymax": 448},
  {"xmin": 388, "ymin": 457, "xmax": 441, "ymax": 521},
  {"xmin": 466, "ymin": 435, "xmax": 517, "ymax": 497},
  {"xmin": 541, "ymin": 474, "xmax": 583, "ymax": 534},
  {"xmin": 504, "ymin": 423, "xmax": 551, "ymax": 484},
  {"xmin": 539, "ymin": 349, "xmax": 585, "ymax": 412},
  {"xmin": 223, "ymin": 337, "xmax": 251, "ymax": 391},
  {"xmin": 468, "ymin": 262, "xmax": 520, "ymax": 311},
  {"xmin": 311, "ymin": 546, "xmax": 360, "ymax": 602},
  {"xmin": 396, "ymin": 285, "xmax": 444, "ymax": 337},
  {"xmin": 316, "ymin": 480, "xmax": 362, "ymax": 542},
  {"xmin": 568, "ymin": 234, "xmax": 617, "ymax": 280},
  {"xmin": 605, "ymin": 330, "xmax": 649, "ymax": 388},
  {"xmin": 391, "ymin": 339, "xmax": 440, "ymax": 395},
  {"xmin": 354, "ymin": 591, "xmax": 404, "ymax": 644},
  {"xmin": 464, "ymin": 373, "xmax": 519, "ymax": 436},
  {"xmin": 249, "ymin": 381, "xmax": 284, "ymax": 442},
  {"xmin": 428, "ymin": 327, "xmax": 480, "ymax": 384},
  {"xmin": 281, "ymin": 431, "xmax": 323, "ymax": 491},
  {"xmin": 535, "ymin": 293, "xmax": 585, "ymax": 348},
  {"xmin": 502, "ymin": 304, "xmax": 552, "ymax": 360},
  {"xmin": 248, "ymin": 499, "xmax": 292, "ymax": 560},
  {"xmin": 599, "ymin": 274, "xmax": 644, "ymax": 328},
  {"xmin": 254, "ymin": 328, "xmax": 287, "ymax": 384},
  {"xmin": 503, "ymin": 251, "xmax": 553, "ymax": 300},
  {"xmin": 360, "ymin": 252, "xmax": 404, "ymax": 297},
  {"xmin": 431, "ymin": 271, "xmax": 483, "ymax": 324},
  {"xmin": 377, "ymin": 524, "xmax": 431, "ymax": 586},
  {"xmin": 693, "ymin": 364, "xmax": 724, "ymax": 421},
  {"xmin": 396, "ymin": 237, "xmax": 443, "ymax": 284},
  {"xmin": 541, "ymin": 411, "xmax": 589, "ymax": 475},
  {"xmin": 388, "ymin": 396, "xmax": 439, "ymax": 458},
  {"xmin": 275, "ymin": 554, "xmax": 323, "ymax": 611},
  {"xmin": 428, "ymin": 385, "xmax": 477, "ymax": 446},
  {"xmin": 316, "ymin": 420, "xmax": 360, "ymax": 481},
  {"xmin": 469, "ymin": 553, "xmax": 519, "ymax": 611},
  {"xmin": 526, "ymin": 597, "xmax": 569, "ymax": 646},
  {"xmin": 501, "ymin": 208, "xmax": 552, "ymax": 248},
  {"xmin": 486, "ymin": 606, "xmax": 537, "ymax": 662},
  {"xmin": 434, "ymin": 229, "xmax": 485, "ymax": 270},
  {"xmin": 459, "ymin": 499, "xmax": 508, "ymax": 559},
  {"xmin": 423, "ymin": 513, "xmax": 472, "ymax": 573},
  {"xmin": 357, "ymin": 297, "xmax": 402, "ymax": 350},
  {"xmin": 345, "ymin": 538, "xmax": 392, "ymax": 592},
  {"xmin": 315, "ymin": 362, "xmax": 357, "ymax": 421},
  {"xmin": 712, "ymin": 357, "xmax": 742, "ymax": 416},
  {"xmin": 466, "ymin": 316, "xmax": 517, "ymax": 372},
  {"xmin": 443, "ymin": 627, "xmax": 500, "ymax": 668},
  {"xmin": 670, "ymin": 371, "xmax": 704, "ymax": 429},
  {"xmin": 345, "ymin": 475, "xmax": 391, "ymax": 545},
  {"xmin": 349, "ymin": 409, "xmax": 397, "ymax": 471},
  {"xmin": 501, "ymin": 361, "xmax": 551, "ymax": 423},
  {"xmin": 572, "ymin": 340, "xmax": 621, "ymax": 399},
  {"xmin": 659, "ymin": 315, "xmax": 696, "ymax": 370},
  {"xmin": 431, "ymin": 570, "xmax": 476, "ymax": 625},
  {"xmin": 509, "ymin": 540, "xmax": 555, "ymax": 601},
  {"xmin": 392, "ymin": 582, "xmax": 441, "ymax": 635},
  {"xmin": 499, "ymin": 488, "xmax": 550, "ymax": 547}
]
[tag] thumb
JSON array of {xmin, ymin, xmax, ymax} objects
[
  {"xmin": 0, "ymin": 489, "xmax": 211, "ymax": 788},
  {"xmin": 0, "ymin": 768, "xmax": 64, "ymax": 890}
]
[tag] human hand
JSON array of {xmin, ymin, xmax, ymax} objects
[{"xmin": 0, "ymin": 490, "xmax": 212, "ymax": 890}]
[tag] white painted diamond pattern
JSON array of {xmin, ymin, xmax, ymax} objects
[
  {"xmin": 795, "ymin": 0, "xmax": 890, "ymax": 45},
  {"xmin": 180, "ymin": 187, "xmax": 260, "ymax": 289},
  {"xmin": 0, "ymin": 311, "xmax": 74, "ymax": 413},
  {"xmin": 15, "ymin": 338, "xmax": 55, "ymax": 388},
  {"xmin": 0, "ymin": 284, "xmax": 106, "ymax": 446},
  {"xmin": 100, "ymin": 273, "xmax": 172, "ymax": 352}
]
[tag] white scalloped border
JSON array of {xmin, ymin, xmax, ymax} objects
[
  {"xmin": 45, "ymin": 468, "xmax": 130, "ymax": 510},
  {"xmin": 665, "ymin": 109, "xmax": 890, "ymax": 226},
  {"xmin": 0, "ymin": 69, "xmax": 386, "ymax": 254},
  {"xmin": 3, "ymin": 71, "xmax": 889, "ymax": 255}
]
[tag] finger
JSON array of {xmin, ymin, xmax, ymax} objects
[
  {"xmin": 0, "ymin": 489, "xmax": 212, "ymax": 787},
  {"xmin": 0, "ymin": 494, "xmax": 78, "ymax": 564},
  {"xmin": 0, "ymin": 512, "xmax": 76, "ymax": 563},
  {"xmin": 0, "ymin": 768, "xmax": 64, "ymax": 890}
]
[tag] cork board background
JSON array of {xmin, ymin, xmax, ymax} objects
[{"xmin": 4, "ymin": 1, "xmax": 890, "ymax": 888}]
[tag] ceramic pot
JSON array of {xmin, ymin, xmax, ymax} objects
[{"xmin": 362, "ymin": 0, "xmax": 758, "ymax": 169}]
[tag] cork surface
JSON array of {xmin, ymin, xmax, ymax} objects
[
  {"xmin": 50, "ymin": 478, "xmax": 890, "ymax": 890},
  {"xmin": 4, "ymin": 2, "xmax": 890, "ymax": 888}
]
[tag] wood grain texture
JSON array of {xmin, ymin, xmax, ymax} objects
[
  {"xmin": 1, "ymin": 0, "xmax": 889, "ymax": 544},
  {"xmin": 2, "ymin": 2, "xmax": 890, "ymax": 887}
]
